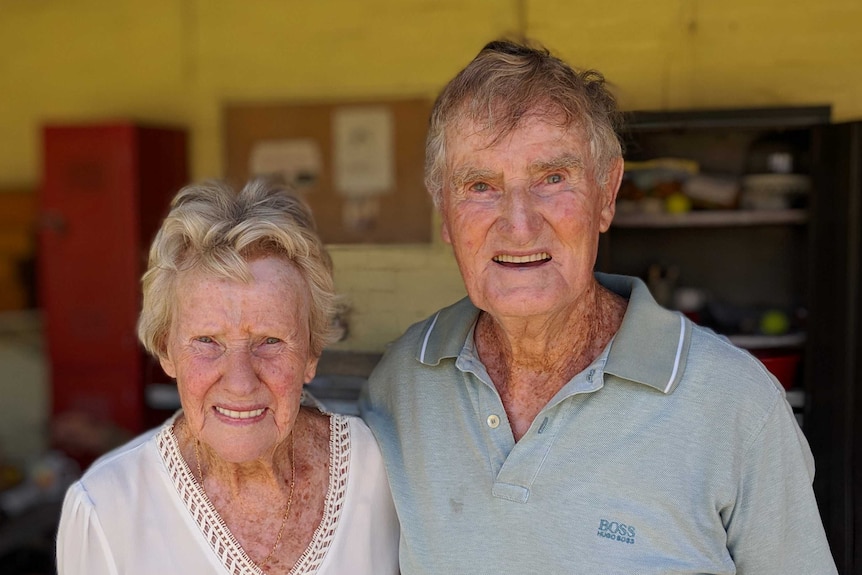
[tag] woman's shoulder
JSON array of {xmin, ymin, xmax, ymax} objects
[
  {"xmin": 88, "ymin": 423, "xmax": 164, "ymax": 469},
  {"xmin": 331, "ymin": 415, "xmax": 388, "ymax": 475},
  {"xmin": 299, "ymin": 407, "xmax": 374, "ymax": 442},
  {"xmin": 70, "ymin": 422, "xmax": 167, "ymax": 505},
  {"xmin": 332, "ymin": 413, "xmax": 372, "ymax": 442},
  {"xmin": 279, "ymin": 409, "xmax": 386, "ymax": 483}
]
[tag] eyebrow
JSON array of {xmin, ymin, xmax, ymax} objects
[
  {"xmin": 448, "ymin": 154, "xmax": 586, "ymax": 189},
  {"xmin": 449, "ymin": 166, "xmax": 500, "ymax": 188},
  {"xmin": 530, "ymin": 154, "xmax": 584, "ymax": 174}
]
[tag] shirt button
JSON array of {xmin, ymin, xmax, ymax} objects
[{"xmin": 487, "ymin": 414, "xmax": 501, "ymax": 429}]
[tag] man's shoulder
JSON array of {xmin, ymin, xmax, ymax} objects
[
  {"xmin": 380, "ymin": 296, "xmax": 477, "ymax": 364},
  {"xmin": 687, "ymin": 323, "xmax": 779, "ymax": 381},
  {"xmin": 683, "ymin": 322, "xmax": 788, "ymax": 411},
  {"xmin": 364, "ymin": 297, "xmax": 476, "ymax": 404}
]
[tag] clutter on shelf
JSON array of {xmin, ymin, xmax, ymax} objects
[{"xmin": 619, "ymin": 138, "xmax": 812, "ymax": 215}]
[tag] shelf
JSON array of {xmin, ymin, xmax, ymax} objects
[
  {"xmin": 624, "ymin": 106, "xmax": 831, "ymax": 131},
  {"xmin": 612, "ymin": 209, "xmax": 808, "ymax": 228},
  {"xmin": 727, "ymin": 332, "xmax": 806, "ymax": 350}
]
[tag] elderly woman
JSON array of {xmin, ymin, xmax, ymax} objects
[{"xmin": 57, "ymin": 179, "xmax": 399, "ymax": 574}]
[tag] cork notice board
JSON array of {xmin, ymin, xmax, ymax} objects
[{"xmin": 224, "ymin": 99, "xmax": 434, "ymax": 244}]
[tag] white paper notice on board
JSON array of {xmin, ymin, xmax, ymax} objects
[
  {"xmin": 333, "ymin": 106, "xmax": 394, "ymax": 198},
  {"xmin": 249, "ymin": 139, "xmax": 322, "ymax": 194}
]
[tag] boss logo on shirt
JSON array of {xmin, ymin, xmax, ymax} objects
[{"xmin": 597, "ymin": 519, "xmax": 636, "ymax": 544}]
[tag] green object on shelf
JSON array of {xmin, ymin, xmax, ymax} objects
[{"xmin": 760, "ymin": 309, "xmax": 790, "ymax": 336}]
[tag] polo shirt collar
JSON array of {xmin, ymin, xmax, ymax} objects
[
  {"xmin": 415, "ymin": 272, "xmax": 690, "ymax": 395},
  {"xmin": 598, "ymin": 273, "xmax": 691, "ymax": 394},
  {"xmin": 415, "ymin": 296, "xmax": 479, "ymax": 366}
]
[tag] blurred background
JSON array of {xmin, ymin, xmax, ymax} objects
[{"xmin": 1, "ymin": 0, "xmax": 861, "ymax": 573}]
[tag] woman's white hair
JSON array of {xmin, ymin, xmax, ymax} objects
[{"xmin": 137, "ymin": 178, "xmax": 341, "ymax": 359}]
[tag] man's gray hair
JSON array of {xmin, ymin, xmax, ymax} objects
[{"xmin": 424, "ymin": 39, "xmax": 624, "ymax": 208}]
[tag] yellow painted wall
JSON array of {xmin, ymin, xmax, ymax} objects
[{"xmin": 1, "ymin": 0, "xmax": 861, "ymax": 354}]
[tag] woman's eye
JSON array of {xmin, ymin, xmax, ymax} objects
[
  {"xmin": 195, "ymin": 336, "xmax": 214, "ymax": 344},
  {"xmin": 264, "ymin": 337, "xmax": 281, "ymax": 345},
  {"xmin": 546, "ymin": 173, "xmax": 564, "ymax": 184}
]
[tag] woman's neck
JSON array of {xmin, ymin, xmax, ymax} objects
[{"xmin": 176, "ymin": 412, "xmax": 295, "ymax": 496}]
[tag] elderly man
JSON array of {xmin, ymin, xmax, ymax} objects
[{"xmin": 361, "ymin": 39, "xmax": 836, "ymax": 574}]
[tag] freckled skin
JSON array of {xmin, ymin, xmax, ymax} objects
[
  {"xmin": 441, "ymin": 115, "xmax": 622, "ymax": 324},
  {"xmin": 161, "ymin": 256, "xmax": 333, "ymax": 568},
  {"xmin": 160, "ymin": 256, "xmax": 318, "ymax": 466},
  {"xmin": 440, "ymin": 115, "xmax": 628, "ymax": 440},
  {"xmin": 185, "ymin": 410, "xmax": 331, "ymax": 569}
]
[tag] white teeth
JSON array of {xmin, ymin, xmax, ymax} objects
[
  {"xmin": 215, "ymin": 406, "xmax": 265, "ymax": 419},
  {"xmin": 493, "ymin": 252, "xmax": 551, "ymax": 264}
]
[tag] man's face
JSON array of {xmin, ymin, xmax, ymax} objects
[{"xmin": 440, "ymin": 115, "xmax": 622, "ymax": 321}]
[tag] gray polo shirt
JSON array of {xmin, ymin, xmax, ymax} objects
[{"xmin": 361, "ymin": 273, "xmax": 837, "ymax": 575}]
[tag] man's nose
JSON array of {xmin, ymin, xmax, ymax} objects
[{"xmin": 499, "ymin": 185, "xmax": 542, "ymax": 239}]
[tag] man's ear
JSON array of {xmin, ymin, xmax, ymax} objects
[
  {"xmin": 439, "ymin": 198, "xmax": 454, "ymax": 245},
  {"xmin": 599, "ymin": 157, "xmax": 624, "ymax": 232},
  {"xmin": 441, "ymin": 217, "xmax": 452, "ymax": 244}
]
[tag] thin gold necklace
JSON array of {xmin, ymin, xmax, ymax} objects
[{"xmin": 194, "ymin": 431, "xmax": 296, "ymax": 570}]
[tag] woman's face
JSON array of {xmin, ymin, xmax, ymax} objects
[{"xmin": 160, "ymin": 256, "xmax": 318, "ymax": 464}]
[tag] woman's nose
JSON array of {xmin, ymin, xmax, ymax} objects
[{"xmin": 222, "ymin": 348, "xmax": 259, "ymax": 392}]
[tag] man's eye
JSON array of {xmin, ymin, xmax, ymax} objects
[
  {"xmin": 470, "ymin": 182, "xmax": 490, "ymax": 192},
  {"xmin": 546, "ymin": 173, "xmax": 564, "ymax": 184},
  {"xmin": 264, "ymin": 337, "xmax": 281, "ymax": 345},
  {"xmin": 195, "ymin": 336, "xmax": 215, "ymax": 344}
]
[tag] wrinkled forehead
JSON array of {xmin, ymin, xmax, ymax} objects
[
  {"xmin": 444, "ymin": 112, "xmax": 590, "ymax": 167},
  {"xmin": 455, "ymin": 93, "xmax": 582, "ymax": 131},
  {"xmin": 446, "ymin": 101, "xmax": 587, "ymax": 149},
  {"xmin": 171, "ymin": 255, "xmax": 311, "ymax": 313}
]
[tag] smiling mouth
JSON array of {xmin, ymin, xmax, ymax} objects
[
  {"xmin": 214, "ymin": 406, "xmax": 266, "ymax": 419},
  {"xmin": 493, "ymin": 252, "xmax": 551, "ymax": 266}
]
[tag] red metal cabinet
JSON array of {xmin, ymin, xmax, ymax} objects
[{"xmin": 39, "ymin": 123, "xmax": 187, "ymax": 437}]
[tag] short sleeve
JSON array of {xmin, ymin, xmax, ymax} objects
[
  {"xmin": 725, "ymin": 395, "xmax": 838, "ymax": 575},
  {"xmin": 56, "ymin": 482, "xmax": 118, "ymax": 575}
]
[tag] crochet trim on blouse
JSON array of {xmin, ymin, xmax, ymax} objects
[{"xmin": 157, "ymin": 413, "xmax": 351, "ymax": 575}]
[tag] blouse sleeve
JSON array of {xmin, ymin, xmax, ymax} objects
[{"xmin": 56, "ymin": 482, "xmax": 119, "ymax": 575}]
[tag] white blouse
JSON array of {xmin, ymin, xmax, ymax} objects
[{"xmin": 56, "ymin": 413, "xmax": 399, "ymax": 575}]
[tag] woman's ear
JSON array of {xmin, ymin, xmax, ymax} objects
[
  {"xmin": 159, "ymin": 354, "xmax": 177, "ymax": 379},
  {"xmin": 304, "ymin": 356, "xmax": 319, "ymax": 384}
]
